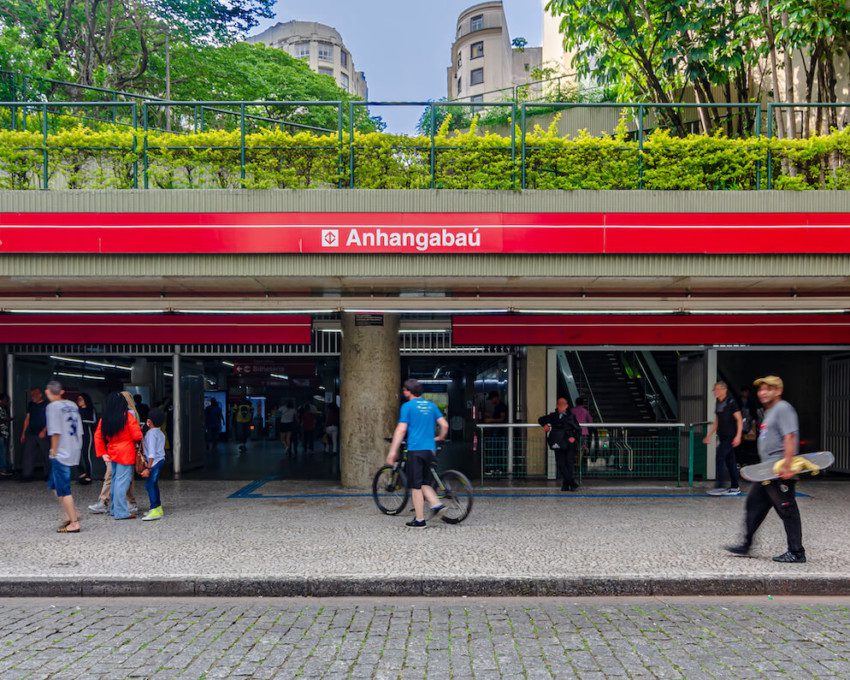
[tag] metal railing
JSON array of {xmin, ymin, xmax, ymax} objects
[
  {"xmin": 1, "ymin": 99, "xmax": 848, "ymax": 190},
  {"xmin": 478, "ymin": 422, "xmax": 688, "ymax": 486}
]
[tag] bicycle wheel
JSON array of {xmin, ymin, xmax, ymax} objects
[
  {"xmin": 372, "ymin": 465, "xmax": 409, "ymax": 515},
  {"xmin": 439, "ymin": 469, "xmax": 474, "ymax": 524}
]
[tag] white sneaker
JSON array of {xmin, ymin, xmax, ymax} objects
[
  {"xmin": 88, "ymin": 501, "xmax": 108, "ymax": 514},
  {"xmin": 706, "ymin": 488, "xmax": 727, "ymax": 496},
  {"xmin": 128, "ymin": 504, "xmax": 139, "ymax": 515},
  {"xmin": 725, "ymin": 488, "xmax": 742, "ymax": 496}
]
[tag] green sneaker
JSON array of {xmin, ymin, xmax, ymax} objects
[{"xmin": 142, "ymin": 506, "xmax": 163, "ymax": 521}]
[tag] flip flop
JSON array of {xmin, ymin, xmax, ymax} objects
[{"xmin": 57, "ymin": 525, "xmax": 80, "ymax": 533}]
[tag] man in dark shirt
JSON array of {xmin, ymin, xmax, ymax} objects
[
  {"xmin": 20, "ymin": 387, "xmax": 49, "ymax": 481},
  {"xmin": 538, "ymin": 397, "xmax": 582, "ymax": 491},
  {"xmin": 704, "ymin": 381, "xmax": 743, "ymax": 496}
]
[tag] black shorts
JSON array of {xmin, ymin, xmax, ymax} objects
[{"xmin": 406, "ymin": 450, "xmax": 435, "ymax": 490}]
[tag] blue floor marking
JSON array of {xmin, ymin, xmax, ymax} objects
[{"xmin": 229, "ymin": 477, "xmax": 811, "ymax": 500}]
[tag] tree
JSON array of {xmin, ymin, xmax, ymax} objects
[{"xmin": 512, "ymin": 37, "xmax": 528, "ymax": 52}]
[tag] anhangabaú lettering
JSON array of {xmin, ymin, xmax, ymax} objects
[{"xmin": 344, "ymin": 228, "xmax": 481, "ymax": 251}]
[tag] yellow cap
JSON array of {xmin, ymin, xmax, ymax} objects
[{"xmin": 753, "ymin": 375, "xmax": 783, "ymax": 389}]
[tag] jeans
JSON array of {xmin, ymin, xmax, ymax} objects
[
  {"xmin": 110, "ymin": 462, "xmax": 134, "ymax": 519},
  {"xmin": 0, "ymin": 437, "xmax": 9, "ymax": 472},
  {"xmin": 715, "ymin": 437, "xmax": 740, "ymax": 489},
  {"xmin": 145, "ymin": 460, "xmax": 164, "ymax": 509}
]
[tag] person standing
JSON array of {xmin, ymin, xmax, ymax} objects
[
  {"xmin": 141, "ymin": 408, "xmax": 167, "ymax": 521},
  {"xmin": 324, "ymin": 403, "xmax": 339, "ymax": 455},
  {"xmin": 94, "ymin": 392, "xmax": 143, "ymax": 520},
  {"xmin": 704, "ymin": 381, "xmax": 743, "ymax": 496},
  {"xmin": 45, "ymin": 381, "xmax": 83, "ymax": 533},
  {"xmin": 0, "ymin": 393, "xmax": 12, "ymax": 477},
  {"xmin": 89, "ymin": 393, "xmax": 138, "ymax": 514},
  {"xmin": 387, "ymin": 379, "xmax": 449, "ymax": 528},
  {"xmin": 20, "ymin": 387, "xmax": 49, "ymax": 481},
  {"xmin": 538, "ymin": 397, "xmax": 582, "ymax": 491},
  {"xmin": 234, "ymin": 398, "xmax": 253, "ymax": 452},
  {"xmin": 75, "ymin": 393, "xmax": 96, "ymax": 484},
  {"xmin": 204, "ymin": 397, "xmax": 223, "ymax": 452},
  {"xmin": 133, "ymin": 394, "xmax": 150, "ymax": 423},
  {"xmin": 726, "ymin": 375, "xmax": 806, "ymax": 563},
  {"xmin": 277, "ymin": 400, "xmax": 297, "ymax": 455},
  {"xmin": 571, "ymin": 397, "xmax": 595, "ymax": 460},
  {"xmin": 299, "ymin": 403, "xmax": 317, "ymax": 453}
]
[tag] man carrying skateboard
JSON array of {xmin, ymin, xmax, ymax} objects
[{"xmin": 726, "ymin": 375, "xmax": 806, "ymax": 563}]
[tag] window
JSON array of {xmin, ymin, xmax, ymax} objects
[
  {"xmin": 470, "ymin": 41, "xmax": 484, "ymax": 59},
  {"xmin": 470, "ymin": 14, "xmax": 484, "ymax": 32},
  {"xmin": 341, "ymin": 50, "xmax": 348, "ymax": 67},
  {"xmin": 457, "ymin": 77, "xmax": 462, "ymax": 95},
  {"xmin": 457, "ymin": 24, "xmax": 462, "ymax": 37},
  {"xmin": 295, "ymin": 42, "xmax": 310, "ymax": 59},
  {"xmin": 318, "ymin": 42, "xmax": 333, "ymax": 61},
  {"xmin": 457, "ymin": 52, "xmax": 462, "ymax": 69},
  {"xmin": 318, "ymin": 66, "xmax": 334, "ymax": 77},
  {"xmin": 470, "ymin": 68, "xmax": 484, "ymax": 86},
  {"xmin": 471, "ymin": 95, "xmax": 484, "ymax": 103},
  {"xmin": 341, "ymin": 72, "xmax": 350, "ymax": 90}
]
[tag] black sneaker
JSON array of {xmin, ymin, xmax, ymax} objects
[
  {"xmin": 772, "ymin": 550, "xmax": 806, "ymax": 563},
  {"xmin": 725, "ymin": 543, "xmax": 751, "ymax": 556},
  {"xmin": 405, "ymin": 519, "xmax": 427, "ymax": 528},
  {"xmin": 430, "ymin": 504, "xmax": 448, "ymax": 520}
]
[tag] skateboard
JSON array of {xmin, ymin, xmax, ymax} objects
[{"xmin": 740, "ymin": 451, "xmax": 834, "ymax": 482}]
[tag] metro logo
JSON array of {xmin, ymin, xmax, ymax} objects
[{"xmin": 321, "ymin": 229, "xmax": 339, "ymax": 247}]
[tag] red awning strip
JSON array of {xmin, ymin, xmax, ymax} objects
[{"xmin": 0, "ymin": 314, "xmax": 312, "ymax": 344}]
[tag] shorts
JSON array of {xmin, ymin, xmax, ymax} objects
[
  {"xmin": 406, "ymin": 450, "xmax": 435, "ymax": 490},
  {"xmin": 47, "ymin": 459, "xmax": 73, "ymax": 497}
]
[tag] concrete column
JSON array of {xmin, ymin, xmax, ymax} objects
[
  {"xmin": 172, "ymin": 347, "xmax": 182, "ymax": 478},
  {"xmin": 525, "ymin": 346, "xmax": 547, "ymax": 476},
  {"xmin": 5, "ymin": 353, "xmax": 14, "ymax": 467},
  {"xmin": 340, "ymin": 313, "xmax": 400, "ymax": 488},
  {"xmin": 705, "ymin": 349, "xmax": 718, "ymax": 481}
]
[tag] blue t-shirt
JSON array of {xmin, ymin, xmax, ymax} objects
[{"xmin": 400, "ymin": 398, "xmax": 443, "ymax": 452}]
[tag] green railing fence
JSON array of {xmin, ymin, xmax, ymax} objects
[{"xmin": 1, "ymin": 98, "xmax": 848, "ymax": 190}]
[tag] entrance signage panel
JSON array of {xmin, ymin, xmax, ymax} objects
[
  {"xmin": 0, "ymin": 314, "xmax": 312, "ymax": 344},
  {"xmin": 2, "ymin": 213, "xmax": 850, "ymax": 254},
  {"xmin": 452, "ymin": 314, "xmax": 850, "ymax": 346}
]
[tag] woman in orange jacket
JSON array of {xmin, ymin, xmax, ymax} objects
[{"xmin": 95, "ymin": 392, "xmax": 142, "ymax": 520}]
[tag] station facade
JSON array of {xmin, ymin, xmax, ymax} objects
[{"xmin": 1, "ymin": 190, "xmax": 849, "ymax": 487}]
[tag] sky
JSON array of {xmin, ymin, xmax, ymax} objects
[{"xmin": 251, "ymin": 1, "xmax": 544, "ymax": 133}]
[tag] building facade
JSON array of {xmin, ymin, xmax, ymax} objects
[
  {"xmin": 447, "ymin": 2, "xmax": 542, "ymax": 103},
  {"xmin": 247, "ymin": 20, "xmax": 368, "ymax": 99}
]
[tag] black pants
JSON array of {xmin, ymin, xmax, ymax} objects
[
  {"xmin": 715, "ymin": 437, "xmax": 740, "ymax": 488},
  {"xmin": 22, "ymin": 434, "xmax": 49, "ymax": 479},
  {"xmin": 554, "ymin": 446, "xmax": 576, "ymax": 489},
  {"xmin": 744, "ymin": 479, "xmax": 804, "ymax": 553},
  {"xmin": 78, "ymin": 430, "xmax": 93, "ymax": 478}
]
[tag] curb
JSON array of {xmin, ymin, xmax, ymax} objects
[{"xmin": 2, "ymin": 576, "xmax": 850, "ymax": 598}]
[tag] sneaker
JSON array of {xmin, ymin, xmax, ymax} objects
[
  {"xmin": 405, "ymin": 519, "xmax": 427, "ymax": 528},
  {"xmin": 772, "ymin": 550, "xmax": 807, "ymax": 563},
  {"xmin": 706, "ymin": 487, "xmax": 727, "ymax": 496},
  {"xmin": 142, "ymin": 507, "xmax": 163, "ymax": 521},
  {"xmin": 128, "ymin": 504, "xmax": 139, "ymax": 515},
  {"xmin": 88, "ymin": 501, "xmax": 108, "ymax": 514},
  {"xmin": 429, "ymin": 504, "xmax": 448, "ymax": 520},
  {"xmin": 725, "ymin": 543, "xmax": 751, "ymax": 556},
  {"xmin": 725, "ymin": 488, "xmax": 742, "ymax": 496}
]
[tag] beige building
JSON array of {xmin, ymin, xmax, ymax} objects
[
  {"xmin": 248, "ymin": 20, "xmax": 368, "ymax": 99},
  {"xmin": 447, "ymin": 2, "xmax": 542, "ymax": 103}
]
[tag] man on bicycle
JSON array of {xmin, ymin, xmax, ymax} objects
[{"xmin": 387, "ymin": 379, "xmax": 449, "ymax": 528}]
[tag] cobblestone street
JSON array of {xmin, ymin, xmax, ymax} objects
[{"xmin": 0, "ymin": 597, "xmax": 848, "ymax": 679}]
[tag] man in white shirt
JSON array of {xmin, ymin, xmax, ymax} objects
[{"xmin": 45, "ymin": 381, "xmax": 83, "ymax": 534}]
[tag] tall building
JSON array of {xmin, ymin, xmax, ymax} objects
[
  {"xmin": 541, "ymin": 0, "xmax": 573, "ymax": 76},
  {"xmin": 247, "ymin": 20, "xmax": 368, "ymax": 100},
  {"xmin": 447, "ymin": 1, "xmax": 542, "ymax": 103}
]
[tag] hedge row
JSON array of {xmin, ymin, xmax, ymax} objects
[{"xmin": 0, "ymin": 120, "xmax": 848, "ymax": 190}]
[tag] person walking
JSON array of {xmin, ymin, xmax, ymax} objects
[
  {"xmin": 75, "ymin": 393, "xmax": 96, "ymax": 485},
  {"xmin": 726, "ymin": 375, "xmax": 807, "ymax": 563},
  {"xmin": 324, "ymin": 403, "xmax": 339, "ymax": 455},
  {"xmin": 277, "ymin": 400, "xmax": 297, "ymax": 455},
  {"xmin": 204, "ymin": 397, "xmax": 223, "ymax": 452},
  {"xmin": 88, "ymin": 393, "xmax": 138, "ymax": 514},
  {"xmin": 45, "ymin": 381, "xmax": 83, "ymax": 534},
  {"xmin": 571, "ymin": 397, "xmax": 595, "ymax": 462},
  {"xmin": 94, "ymin": 392, "xmax": 143, "ymax": 520},
  {"xmin": 20, "ymin": 387, "xmax": 49, "ymax": 481},
  {"xmin": 704, "ymin": 381, "xmax": 743, "ymax": 496},
  {"xmin": 141, "ymin": 408, "xmax": 167, "ymax": 521},
  {"xmin": 0, "ymin": 393, "xmax": 12, "ymax": 477},
  {"xmin": 539, "ymin": 397, "xmax": 582, "ymax": 491},
  {"xmin": 387, "ymin": 379, "xmax": 449, "ymax": 528}
]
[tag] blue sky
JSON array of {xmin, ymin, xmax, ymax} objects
[{"xmin": 252, "ymin": 1, "xmax": 543, "ymax": 133}]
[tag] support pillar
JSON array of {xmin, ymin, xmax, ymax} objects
[
  {"xmin": 705, "ymin": 349, "xmax": 718, "ymax": 481},
  {"xmin": 525, "ymin": 346, "xmax": 547, "ymax": 476},
  {"xmin": 5, "ymin": 353, "xmax": 14, "ymax": 468},
  {"xmin": 340, "ymin": 313, "xmax": 400, "ymax": 488},
  {"xmin": 172, "ymin": 347, "xmax": 182, "ymax": 478}
]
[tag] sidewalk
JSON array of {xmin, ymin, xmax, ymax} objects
[{"xmin": 1, "ymin": 477, "xmax": 848, "ymax": 597}]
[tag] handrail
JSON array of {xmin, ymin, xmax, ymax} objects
[
  {"xmin": 478, "ymin": 422, "xmax": 685, "ymax": 429},
  {"xmin": 571, "ymin": 352, "xmax": 604, "ymax": 424}
]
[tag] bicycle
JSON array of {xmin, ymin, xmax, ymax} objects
[{"xmin": 372, "ymin": 440, "xmax": 474, "ymax": 524}]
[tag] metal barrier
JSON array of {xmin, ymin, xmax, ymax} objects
[{"xmin": 478, "ymin": 422, "xmax": 687, "ymax": 486}]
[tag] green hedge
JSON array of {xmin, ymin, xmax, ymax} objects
[{"xmin": 1, "ymin": 118, "xmax": 848, "ymax": 190}]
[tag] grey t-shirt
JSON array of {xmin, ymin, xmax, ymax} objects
[
  {"xmin": 46, "ymin": 399, "xmax": 82, "ymax": 466},
  {"xmin": 757, "ymin": 400, "xmax": 799, "ymax": 462}
]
